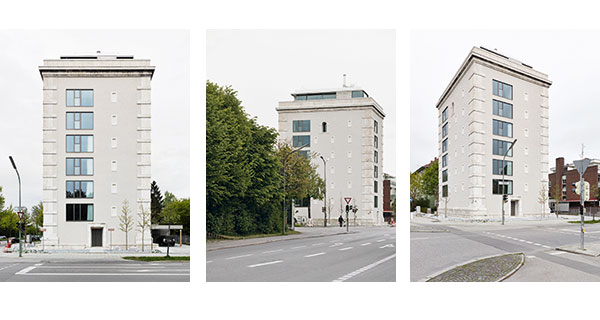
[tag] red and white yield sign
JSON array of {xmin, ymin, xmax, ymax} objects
[
  {"xmin": 344, "ymin": 197, "xmax": 352, "ymax": 205},
  {"xmin": 17, "ymin": 212, "xmax": 24, "ymax": 220}
]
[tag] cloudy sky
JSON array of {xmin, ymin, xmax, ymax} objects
[
  {"xmin": 411, "ymin": 30, "xmax": 600, "ymax": 172},
  {"xmin": 206, "ymin": 29, "xmax": 396, "ymax": 176},
  {"xmin": 0, "ymin": 30, "xmax": 189, "ymax": 211}
]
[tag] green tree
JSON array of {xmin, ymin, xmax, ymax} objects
[
  {"xmin": 119, "ymin": 199, "xmax": 134, "ymax": 250},
  {"xmin": 160, "ymin": 201, "xmax": 181, "ymax": 257},
  {"xmin": 550, "ymin": 183, "xmax": 562, "ymax": 217},
  {"xmin": 32, "ymin": 202, "xmax": 44, "ymax": 233},
  {"xmin": 0, "ymin": 204, "xmax": 18, "ymax": 238},
  {"xmin": 206, "ymin": 81, "xmax": 283, "ymax": 236},
  {"xmin": 137, "ymin": 204, "xmax": 151, "ymax": 252},
  {"xmin": 163, "ymin": 191, "xmax": 177, "ymax": 208},
  {"xmin": 410, "ymin": 172, "xmax": 424, "ymax": 210},
  {"xmin": 421, "ymin": 159, "xmax": 439, "ymax": 200},
  {"xmin": 151, "ymin": 181, "xmax": 164, "ymax": 224}
]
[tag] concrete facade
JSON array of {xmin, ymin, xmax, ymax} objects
[
  {"xmin": 39, "ymin": 54, "xmax": 154, "ymax": 249},
  {"xmin": 437, "ymin": 47, "xmax": 552, "ymax": 219},
  {"xmin": 277, "ymin": 87, "xmax": 385, "ymax": 226}
]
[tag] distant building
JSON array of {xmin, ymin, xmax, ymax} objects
[
  {"xmin": 383, "ymin": 173, "xmax": 396, "ymax": 222},
  {"xmin": 414, "ymin": 158, "xmax": 437, "ymax": 175},
  {"xmin": 437, "ymin": 47, "xmax": 552, "ymax": 218},
  {"xmin": 277, "ymin": 86, "xmax": 386, "ymax": 226},
  {"xmin": 40, "ymin": 54, "xmax": 154, "ymax": 249},
  {"xmin": 548, "ymin": 157, "xmax": 600, "ymax": 215}
]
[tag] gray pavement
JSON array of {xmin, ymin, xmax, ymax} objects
[
  {"xmin": 0, "ymin": 245, "xmax": 190, "ymax": 282},
  {"xmin": 207, "ymin": 226, "xmax": 395, "ymax": 282},
  {"xmin": 411, "ymin": 215, "xmax": 600, "ymax": 281}
]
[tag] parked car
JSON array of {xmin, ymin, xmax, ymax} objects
[
  {"xmin": 31, "ymin": 235, "xmax": 41, "ymax": 242},
  {"xmin": 156, "ymin": 235, "xmax": 176, "ymax": 247},
  {"xmin": 8, "ymin": 237, "xmax": 19, "ymax": 244},
  {"xmin": 0, "ymin": 236, "xmax": 7, "ymax": 242}
]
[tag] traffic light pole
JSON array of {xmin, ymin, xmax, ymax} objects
[
  {"xmin": 9, "ymin": 156, "xmax": 22, "ymax": 258},
  {"xmin": 580, "ymin": 176, "xmax": 585, "ymax": 250}
]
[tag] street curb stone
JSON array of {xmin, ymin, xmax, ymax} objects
[{"xmin": 421, "ymin": 252, "xmax": 525, "ymax": 282}]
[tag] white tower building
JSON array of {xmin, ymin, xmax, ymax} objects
[
  {"xmin": 437, "ymin": 47, "xmax": 552, "ymax": 218},
  {"xmin": 39, "ymin": 54, "xmax": 154, "ymax": 249},
  {"xmin": 277, "ymin": 86, "xmax": 385, "ymax": 226}
]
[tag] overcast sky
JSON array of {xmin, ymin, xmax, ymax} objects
[
  {"xmin": 411, "ymin": 30, "xmax": 600, "ymax": 172},
  {"xmin": 0, "ymin": 30, "xmax": 189, "ymax": 211},
  {"xmin": 206, "ymin": 29, "xmax": 396, "ymax": 176}
]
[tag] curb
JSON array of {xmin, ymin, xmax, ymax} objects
[
  {"xmin": 420, "ymin": 252, "xmax": 525, "ymax": 282},
  {"xmin": 207, "ymin": 231, "xmax": 357, "ymax": 251}
]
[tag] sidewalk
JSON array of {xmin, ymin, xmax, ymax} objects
[
  {"xmin": 207, "ymin": 226, "xmax": 376, "ymax": 251},
  {"xmin": 411, "ymin": 213, "xmax": 579, "ymax": 228},
  {"xmin": 1, "ymin": 243, "xmax": 190, "ymax": 260}
]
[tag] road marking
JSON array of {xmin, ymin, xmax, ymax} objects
[
  {"xmin": 15, "ymin": 263, "xmax": 43, "ymax": 275},
  {"xmin": 0, "ymin": 263, "xmax": 19, "ymax": 272},
  {"xmin": 206, "ymin": 261, "xmax": 213, "ymax": 264},
  {"xmin": 333, "ymin": 254, "xmax": 396, "ymax": 282},
  {"xmin": 525, "ymin": 241, "xmax": 533, "ymax": 244},
  {"xmin": 339, "ymin": 247, "xmax": 353, "ymax": 251},
  {"xmin": 549, "ymin": 251, "xmax": 567, "ymax": 255},
  {"xmin": 527, "ymin": 256, "xmax": 536, "ymax": 258},
  {"xmin": 376, "ymin": 239, "xmax": 385, "ymax": 242},
  {"xmin": 379, "ymin": 244, "xmax": 394, "ymax": 249},
  {"xmin": 410, "ymin": 237, "xmax": 429, "ymax": 241},
  {"xmin": 291, "ymin": 246, "xmax": 307, "ymax": 249},
  {"xmin": 533, "ymin": 243, "xmax": 542, "ymax": 246},
  {"xmin": 248, "ymin": 260, "xmax": 283, "ymax": 268},
  {"xmin": 361, "ymin": 242, "xmax": 372, "ymax": 246},
  {"xmin": 313, "ymin": 243, "xmax": 324, "ymax": 246},
  {"xmin": 262, "ymin": 249, "xmax": 283, "ymax": 254},
  {"xmin": 542, "ymin": 245, "xmax": 552, "ymax": 249},
  {"xmin": 226, "ymin": 254, "xmax": 253, "ymax": 260},
  {"xmin": 329, "ymin": 243, "xmax": 343, "ymax": 247},
  {"xmin": 18, "ymin": 272, "xmax": 189, "ymax": 276},
  {"xmin": 305, "ymin": 252, "xmax": 326, "ymax": 258}
]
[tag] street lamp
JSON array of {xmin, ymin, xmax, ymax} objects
[
  {"xmin": 502, "ymin": 139, "xmax": 517, "ymax": 225},
  {"xmin": 282, "ymin": 143, "xmax": 308, "ymax": 235},
  {"xmin": 320, "ymin": 155, "xmax": 327, "ymax": 227},
  {"xmin": 9, "ymin": 156, "xmax": 22, "ymax": 257}
]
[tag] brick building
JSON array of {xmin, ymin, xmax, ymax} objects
[{"xmin": 548, "ymin": 157, "xmax": 600, "ymax": 215}]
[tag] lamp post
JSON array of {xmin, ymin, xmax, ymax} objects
[
  {"xmin": 320, "ymin": 156, "xmax": 327, "ymax": 227},
  {"xmin": 502, "ymin": 139, "xmax": 517, "ymax": 225},
  {"xmin": 9, "ymin": 156, "xmax": 22, "ymax": 258},
  {"xmin": 282, "ymin": 144, "xmax": 308, "ymax": 235}
]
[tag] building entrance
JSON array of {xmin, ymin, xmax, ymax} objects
[
  {"xmin": 511, "ymin": 200, "xmax": 518, "ymax": 217},
  {"xmin": 91, "ymin": 228, "xmax": 103, "ymax": 247}
]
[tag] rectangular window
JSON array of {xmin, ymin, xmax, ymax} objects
[
  {"xmin": 66, "ymin": 89, "xmax": 94, "ymax": 107},
  {"xmin": 493, "ymin": 139, "xmax": 513, "ymax": 157},
  {"xmin": 442, "ymin": 139, "xmax": 448, "ymax": 153},
  {"xmin": 374, "ymin": 165, "xmax": 378, "ymax": 178},
  {"xmin": 442, "ymin": 169, "xmax": 448, "ymax": 182},
  {"xmin": 492, "ymin": 179, "xmax": 513, "ymax": 195},
  {"xmin": 442, "ymin": 107, "xmax": 448, "ymax": 123},
  {"xmin": 66, "ymin": 112, "xmax": 93, "ymax": 130},
  {"xmin": 374, "ymin": 136, "xmax": 378, "ymax": 149},
  {"xmin": 374, "ymin": 120, "xmax": 378, "ymax": 134},
  {"xmin": 374, "ymin": 180, "xmax": 378, "ymax": 193},
  {"xmin": 295, "ymin": 92, "xmax": 336, "ymax": 100},
  {"xmin": 374, "ymin": 150, "xmax": 378, "ymax": 163},
  {"xmin": 442, "ymin": 123, "xmax": 448, "ymax": 138},
  {"xmin": 292, "ymin": 120, "xmax": 311, "ymax": 132},
  {"xmin": 66, "ymin": 135, "xmax": 93, "ymax": 153},
  {"xmin": 298, "ymin": 150, "xmax": 310, "ymax": 158},
  {"xmin": 492, "ymin": 80, "xmax": 513, "ymax": 100},
  {"xmin": 374, "ymin": 195, "xmax": 378, "ymax": 208},
  {"xmin": 66, "ymin": 181, "xmax": 94, "ymax": 198},
  {"xmin": 442, "ymin": 154, "xmax": 448, "ymax": 168},
  {"xmin": 352, "ymin": 90, "xmax": 365, "ymax": 98},
  {"xmin": 492, "ymin": 100, "xmax": 513, "ymax": 119},
  {"xmin": 493, "ymin": 119, "xmax": 513, "ymax": 137},
  {"xmin": 442, "ymin": 185, "xmax": 448, "ymax": 197},
  {"xmin": 66, "ymin": 158, "xmax": 94, "ymax": 176},
  {"xmin": 294, "ymin": 197, "xmax": 310, "ymax": 207},
  {"xmin": 292, "ymin": 135, "xmax": 311, "ymax": 147},
  {"xmin": 66, "ymin": 204, "xmax": 94, "ymax": 221},
  {"xmin": 492, "ymin": 159, "xmax": 513, "ymax": 176}
]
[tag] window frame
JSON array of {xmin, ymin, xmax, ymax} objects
[
  {"xmin": 492, "ymin": 159, "xmax": 513, "ymax": 176},
  {"xmin": 492, "ymin": 179, "xmax": 513, "ymax": 195},
  {"xmin": 493, "ymin": 139, "xmax": 513, "ymax": 157},
  {"xmin": 292, "ymin": 120, "xmax": 311, "ymax": 132},
  {"xmin": 66, "ymin": 89, "xmax": 94, "ymax": 107},
  {"xmin": 292, "ymin": 135, "xmax": 311, "ymax": 148},
  {"xmin": 66, "ymin": 158, "xmax": 94, "ymax": 176},
  {"xmin": 493, "ymin": 99, "xmax": 513, "ymax": 119},
  {"xmin": 442, "ymin": 169, "xmax": 448, "ymax": 182},
  {"xmin": 66, "ymin": 203, "xmax": 94, "ymax": 221},
  {"xmin": 66, "ymin": 112, "xmax": 94, "ymax": 130},
  {"xmin": 493, "ymin": 119, "xmax": 513, "ymax": 138},
  {"xmin": 66, "ymin": 135, "xmax": 94, "ymax": 153},
  {"xmin": 66, "ymin": 180, "xmax": 94, "ymax": 199},
  {"xmin": 442, "ymin": 138, "xmax": 448, "ymax": 153},
  {"xmin": 492, "ymin": 80, "xmax": 513, "ymax": 100}
]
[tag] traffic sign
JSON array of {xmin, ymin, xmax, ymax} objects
[
  {"xmin": 344, "ymin": 197, "xmax": 352, "ymax": 205},
  {"xmin": 17, "ymin": 212, "xmax": 23, "ymax": 220},
  {"xmin": 574, "ymin": 158, "xmax": 591, "ymax": 176}
]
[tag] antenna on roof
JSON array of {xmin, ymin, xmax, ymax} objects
[
  {"xmin": 343, "ymin": 74, "xmax": 347, "ymax": 88},
  {"xmin": 97, "ymin": 50, "xmax": 101, "ymax": 54}
]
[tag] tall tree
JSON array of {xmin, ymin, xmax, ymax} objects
[
  {"xmin": 119, "ymin": 199, "xmax": 134, "ymax": 250},
  {"xmin": 0, "ymin": 204, "xmax": 18, "ymax": 238},
  {"xmin": 160, "ymin": 202, "xmax": 181, "ymax": 257},
  {"xmin": 421, "ymin": 160, "xmax": 439, "ymax": 200},
  {"xmin": 410, "ymin": 172, "xmax": 424, "ymax": 210},
  {"xmin": 31, "ymin": 201, "xmax": 43, "ymax": 232},
  {"xmin": 550, "ymin": 183, "xmax": 562, "ymax": 217},
  {"xmin": 150, "ymin": 181, "xmax": 164, "ymax": 224},
  {"xmin": 137, "ymin": 204, "xmax": 152, "ymax": 252}
]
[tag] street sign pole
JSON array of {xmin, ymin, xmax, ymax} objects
[{"xmin": 574, "ymin": 158, "xmax": 590, "ymax": 250}]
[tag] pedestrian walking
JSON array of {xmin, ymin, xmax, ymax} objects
[{"xmin": 338, "ymin": 215, "xmax": 344, "ymax": 227}]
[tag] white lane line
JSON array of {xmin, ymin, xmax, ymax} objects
[
  {"xmin": 313, "ymin": 243, "xmax": 325, "ymax": 246},
  {"xmin": 226, "ymin": 254, "xmax": 253, "ymax": 260},
  {"xmin": 206, "ymin": 261, "xmax": 213, "ymax": 264},
  {"xmin": 542, "ymin": 245, "xmax": 552, "ymax": 249},
  {"xmin": 376, "ymin": 239, "xmax": 385, "ymax": 242},
  {"xmin": 19, "ymin": 273, "xmax": 189, "ymax": 276},
  {"xmin": 0, "ymin": 263, "xmax": 19, "ymax": 272},
  {"xmin": 339, "ymin": 247, "xmax": 353, "ymax": 251},
  {"xmin": 527, "ymin": 256, "xmax": 536, "ymax": 258},
  {"xmin": 291, "ymin": 246, "xmax": 307, "ymax": 249},
  {"xmin": 262, "ymin": 249, "xmax": 283, "ymax": 254},
  {"xmin": 333, "ymin": 254, "xmax": 396, "ymax": 282},
  {"xmin": 15, "ymin": 263, "xmax": 43, "ymax": 275},
  {"xmin": 304, "ymin": 252, "xmax": 326, "ymax": 258},
  {"xmin": 549, "ymin": 251, "xmax": 567, "ymax": 255},
  {"xmin": 248, "ymin": 260, "xmax": 283, "ymax": 268},
  {"xmin": 379, "ymin": 244, "xmax": 395, "ymax": 249},
  {"xmin": 533, "ymin": 243, "xmax": 542, "ymax": 246},
  {"xmin": 361, "ymin": 242, "xmax": 372, "ymax": 246},
  {"xmin": 329, "ymin": 243, "xmax": 343, "ymax": 247},
  {"xmin": 525, "ymin": 241, "xmax": 533, "ymax": 244}
]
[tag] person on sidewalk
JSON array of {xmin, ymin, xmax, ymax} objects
[{"xmin": 338, "ymin": 215, "xmax": 344, "ymax": 227}]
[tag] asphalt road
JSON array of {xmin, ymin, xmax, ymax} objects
[
  {"xmin": 0, "ymin": 256, "xmax": 190, "ymax": 282},
  {"xmin": 207, "ymin": 227, "xmax": 396, "ymax": 282},
  {"xmin": 411, "ymin": 216, "xmax": 600, "ymax": 281}
]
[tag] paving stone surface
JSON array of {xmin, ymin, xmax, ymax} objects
[{"xmin": 427, "ymin": 253, "xmax": 524, "ymax": 282}]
